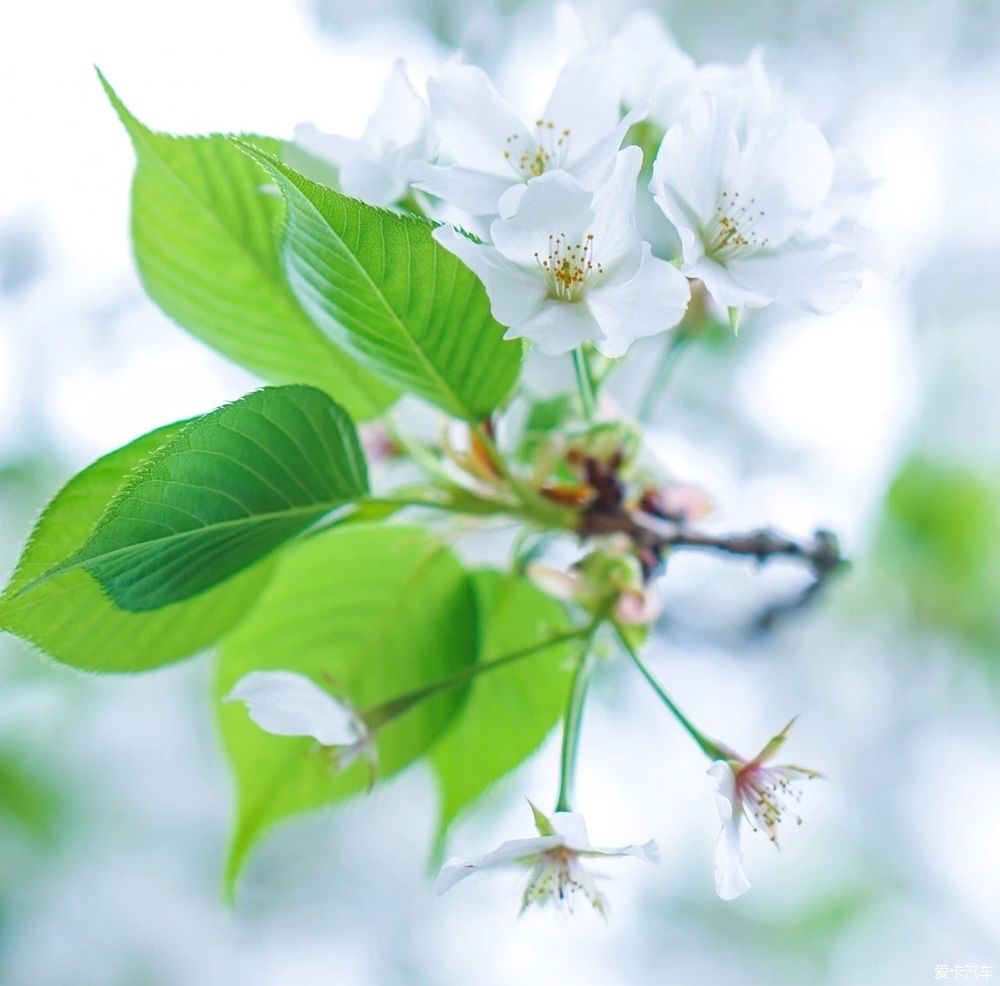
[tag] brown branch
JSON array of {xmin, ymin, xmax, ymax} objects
[{"xmin": 583, "ymin": 510, "xmax": 839, "ymax": 570}]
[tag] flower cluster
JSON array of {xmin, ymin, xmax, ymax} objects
[
  {"xmin": 293, "ymin": 11, "xmax": 872, "ymax": 356},
  {"xmin": 227, "ymin": 10, "xmax": 863, "ymax": 916}
]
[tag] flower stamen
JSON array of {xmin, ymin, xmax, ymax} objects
[
  {"xmin": 534, "ymin": 232, "xmax": 604, "ymax": 301},
  {"xmin": 707, "ymin": 190, "xmax": 770, "ymax": 259},
  {"xmin": 503, "ymin": 121, "xmax": 573, "ymax": 179}
]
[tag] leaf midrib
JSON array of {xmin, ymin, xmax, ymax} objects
[
  {"xmin": 123, "ymin": 123, "xmax": 391, "ymax": 412},
  {"xmin": 271, "ymin": 159, "xmax": 473, "ymax": 420},
  {"xmin": 28, "ymin": 501, "xmax": 355, "ymax": 589}
]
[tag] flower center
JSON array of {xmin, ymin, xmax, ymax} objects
[
  {"xmin": 504, "ymin": 119, "xmax": 572, "ymax": 179},
  {"xmin": 736, "ymin": 763, "xmax": 806, "ymax": 844},
  {"xmin": 534, "ymin": 232, "xmax": 604, "ymax": 302},
  {"xmin": 521, "ymin": 848, "xmax": 605, "ymax": 914},
  {"xmin": 707, "ymin": 190, "xmax": 770, "ymax": 260}
]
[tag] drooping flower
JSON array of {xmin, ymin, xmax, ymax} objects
[
  {"xmin": 436, "ymin": 801, "xmax": 658, "ymax": 916},
  {"xmin": 292, "ymin": 60, "xmax": 436, "ymax": 207},
  {"xmin": 649, "ymin": 90, "xmax": 864, "ymax": 315},
  {"xmin": 433, "ymin": 146, "xmax": 690, "ymax": 357},
  {"xmin": 410, "ymin": 47, "xmax": 644, "ymax": 218},
  {"xmin": 225, "ymin": 670, "xmax": 374, "ymax": 775},
  {"xmin": 707, "ymin": 718, "xmax": 820, "ymax": 900}
]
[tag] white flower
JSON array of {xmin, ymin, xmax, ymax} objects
[
  {"xmin": 707, "ymin": 718, "xmax": 820, "ymax": 900},
  {"xmin": 410, "ymin": 47, "xmax": 644, "ymax": 218},
  {"xmin": 433, "ymin": 146, "xmax": 690, "ymax": 357},
  {"xmin": 649, "ymin": 90, "xmax": 864, "ymax": 315},
  {"xmin": 292, "ymin": 60, "xmax": 436, "ymax": 207},
  {"xmin": 225, "ymin": 670, "xmax": 374, "ymax": 775},
  {"xmin": 436, "ymin": 802, "xmax": 658, "ymax": 916}
]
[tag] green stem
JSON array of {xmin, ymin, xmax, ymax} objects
[
  {"xmin": 365, "ymin": 624, "xmax": 593, "ymax": 729},
  {"xmin": 637, "ymin": 332, "xmax": 689, "ymax": 424},
  {"xmin": 555, "ymin": 623, "xmax": 602, "ymax": 812},
  {"xmin": 572, "ymin": 348, "xmax": 598, "ymax": 422},
  {"xmin": 612, "ymin": 623, "xmax": 727, "ymax": 760}
]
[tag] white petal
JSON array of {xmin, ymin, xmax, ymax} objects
[
  {"xmin": 426, "ymin": 62, "xmax": 528, "ymax": 176},
  {"xmin": 588, "ymin": 146, "xmax": 644, "ymax": 271},
  {"xmin": 612, "ymin": 11, "xmax": 695, "ymax": 122},
  {"xmin": 586, "ymin": 838, "xmax": 661, "ymax": 863},
  {"xmin": 506, "ymin": 300, "xmax": 602, "ymax": 356},
  {"xmin": 432, "ymin": 225, "xmax": 547, "ymax": 326},
  {"xmin": 339, "ymin": 156, "xmax": 401, "ymax": 207},
  {"xmin": 651, "ymin": 92, "xmax": 739, "ymax": 232},
  {"xmin": 292, "ymin": 123, "xmax": 359, "ymax": 168},
  {"xmin": 543, "ymin": 45, "xmax": 624, "ymax": 162},
  {"xmin": 588, "ymin": 244, "xmax": 690, "ymax": 357},
  {"xmin": 744, "ymin": 117, "xmax": 834, "ymax": 215},
  {"xmin": 365, "ymin": 60, "xmax": 429, "ymax": 147},
  {"xmin": 708, "ymin": 759, "xmax": 739, "ymax": 822},
  {"xmin": 570, "ymin": 104, "xmax": 648, "ymax": 190},
  {"xmin": 551, "ymin": 811, "xmax": 593, "ymax": 851},
  {"xmin": 496, "ymin": 181, "xmax": 527, "ymax": 220},
  {"xmin": 707, "ymin": 760, "xmax": 751, "ymax": 900},
  {"xmin": 410, "ymin": 161, "xmax": 514, "ymax": 216},
  {"xmin": 695, "ymin": 48, "xmax": 775, "ymax": 127},
  {"xmin": 726, "ymin": 243, "xmax": 862, "ymax": 314},
  {"xmin": 685, "ymin": 254, "xmax": 773, "ymax": 310},
  {"xmin": 225, "ymin": 671, "xmax": 357, "ymax": 746},
  {"xmin": 713, "ymin": 818, "xmax": 751, "ymax": 900},
  {"xmin": 490, "ymin": 170, "xmax": 595, "ymax": 263},
  {"xmin": 434, "ymin": 835, "xmax": 562, "ymax": 894}
]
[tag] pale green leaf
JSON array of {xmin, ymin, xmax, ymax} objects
[
  {"xmin": 215, "ymin": 524, "xmax": 477, "ymax": 897},
  {"xmin": 240, "ymin": 145, "xmax": 522, "ymax": 420},
  {"xmin": 0, "ymin": 423, "xmax": 272, "ymax": 672},
  {"xmin": 99, "ymin": 71, "xmax": 396, "ymax": 421}
]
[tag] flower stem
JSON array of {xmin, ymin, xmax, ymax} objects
[
  {"xmin": 572, "ymin": 348, "xmax": 598, "ymax": 422},
  {"xmin": 612, "ymin": 623, "xmax": 727, "ymax": 761},
  {"xmin": 365, "ymin": 623, "xmax": 593, "ymax": 729},
  {"xmin": 637, "ymin": 331, "xmax": 689, "ymax": 424},
  {"xmin": 554, "ymin": 623, "xmax": 603, "ymax": 812}
]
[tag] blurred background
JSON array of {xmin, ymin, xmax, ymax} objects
[{"xmin": 1, "ymin": 1, "xmax": 998, "ymax": 983}]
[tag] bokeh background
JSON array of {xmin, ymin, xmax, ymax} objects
[{"xmin": 2, "ymin": 1, "xmax": 999, "ymax": 983}]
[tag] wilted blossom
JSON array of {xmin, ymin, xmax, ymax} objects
[
  {"xmin": 437, "ymin": 802, "xmax": 658, "ymax": 915},
  {"xmin": 708, "ymin": 719, "xmax": 820, "ymax": 900}
]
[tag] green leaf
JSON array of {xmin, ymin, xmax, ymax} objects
[
  {"xmin": 431, "ymin": 569, "xmax": 575, "ymax": 840},
  {"xmin": 98, "ymin": 71, "xmax": 396, "ymax": 421},
  {"xmin": 0, "ymin": 749, "xmax": 62, "ymax": 842},
  {"xmin": 878, "ymin": 456, "xmax": 1000, "ymax": 646},
  {"xmin": 240, "ymin": 145, "xmax": 522, "ymax": 420},
  {"xmin": 215, "ymin": 524, "xmax": 477, "ymax": 897},
  {"xmin": 35, "ymin": 385, "xmax": 369, "ymax": 612},
  {"xmin": 0, "ymin": 423, "xmax": 272, "ymax": 671}
]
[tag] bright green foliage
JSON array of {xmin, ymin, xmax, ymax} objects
[
  {"xmin": 0, "ymin": 424, "xmax": 272, "ymax": 671},
  {"xmin": 879, "ymin": 456, "xmax": 1000, "ymax": 646},
  {"xmin": 240, "ymin": 145, "xmax": 523, "ymax": 421},
  {"xmin": 37, "ymin": 386, "xmax": 369, "ymax": 612},
  {"xmin": 215, "ymin": 524, "xmax": 477, "ymax": 896},
  {"xmin": 431, "ymin": 569, "xmax": 575, "ymax": 840},
  {"xmin": 99, "ymin": 72, "xmax": 396, "ymax": 421},
  {"xmin": 0, "ymin": 749, "xmax": 62, "ymax": 842}
]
